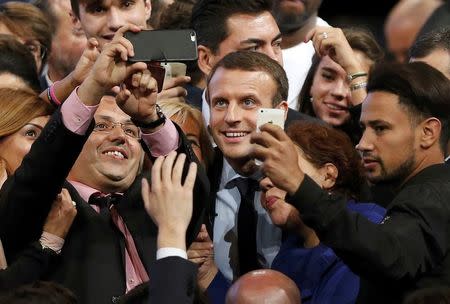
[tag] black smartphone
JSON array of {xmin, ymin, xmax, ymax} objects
[{"xmin": 124, "ymin": 29, "xmax": 198, "ymax": 62}]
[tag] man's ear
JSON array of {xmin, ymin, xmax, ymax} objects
[
  {"xmin": 70, "ymin": 10, "xmax": 80, "ymax": 26},
  {"xmin": 144, "ymin": 0, "xmax": 152, "ymax": 23},
  {"xmin": 197, "ymin": 45, "xmax": 216, "ymax": 76},
  {"xmin": 276, "ymin": 101, "xmax": 289, "ymax": 120},
  {"xmin": 320, "ymin": 163, "xmax": 338, "ymax": 190},
  {"xmin": 419, "ymin": 117, "xmax": 441, "ymax": 150}
]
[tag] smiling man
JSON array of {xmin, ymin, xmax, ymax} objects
[
  {"xmin": 200, "ymin": 51, "xmax": 288, "ymax": 284},
  {"xmin": 251, "ymin": 61, "xmax": 450, "ymax": 303},
  {"xmin": 0, "ymin": 28, "xmax": 208, "ymax": 304}
]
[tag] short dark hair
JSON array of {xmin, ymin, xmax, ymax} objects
[
  {"xmin": 367, "ymin": 61, "xmax": 450, "ymax": 153},
  {"xmin": 298, "ymin": 27, "xmax": 384, "ymax": 114},
  {"xmin": 191, "ymin": 0, "xmax": 273, "ymax": 54},
  {"xmin": 0, "ymin": 281, "xmax": 77, "ymax": 304},
  {"xmin": 0, "ymin": 34, "xmax": 40, "ymax": 92},
  {"xmin": 409, "ymin": 26, "xmax": 450, "ymax": 58},
  {"xmin": 287, "ymin": 121, "xmax": 366, "ymax": 199},
  {"xmin": 207, "ymin": 51, "xmax": 288, "ymax": 106}
]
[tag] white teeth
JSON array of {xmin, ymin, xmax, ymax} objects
[
  {"xmin": 104, "ymin": 151, "xmax": 125, "ymax": 159},
  {"xmin": 225, "ymin": 132, "xmax": 247, "ymax": 138},
  {"xmin": 326, "ymin": 103, "xmax": 346, "ymax": 110}
]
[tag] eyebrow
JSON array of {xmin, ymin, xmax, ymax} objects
[
  {"xmin": 320, "ymin": 67, "xmax": 337, "ymax": 74},
  {"xmin": 25, "ymin": 123, "xmax": 44, "ymax": 130},
  {"xmin": 240, "ymin": 33, "xmax": 282, "ymax": 45},
  {"xmin": 95, "ymin": 115, "xmax": 134, "ymax": 124}
]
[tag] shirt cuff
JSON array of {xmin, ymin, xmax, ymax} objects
[
  {"xmin": 156, "ymin": 247, "xmax": 187, "ymax": 260},
  {"xmin": 141, "ymin": 119, "xmax": 179, "ymax": 157},
  {"xmin": 61, "ymin": 87, "xmax": 98, "ymax": 135},
  {"xmin": 40, "ymin": 231, "xmax": 65, "ymax": 254}
]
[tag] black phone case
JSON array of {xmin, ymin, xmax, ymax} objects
[{"xmin": 125, "ymin": 29, "xmax": 198, "ymax": 62}]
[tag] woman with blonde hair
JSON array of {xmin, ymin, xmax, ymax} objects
[
  {"xmin": 159, "ymin": 99, "xmax": 213, "ymax": 168},
  {"xmin": 0, "ymin": 88, "xmax": 77, "ymax": 290}
]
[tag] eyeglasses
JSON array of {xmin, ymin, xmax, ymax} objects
[{"xmin": 93, "ymin": 121, "xmax": 141, "ymax": 139}]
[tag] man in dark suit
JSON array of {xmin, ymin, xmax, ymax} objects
[
  {"xmin": 187, "ymin": 51, "xmax": 292, "ymax": 292},
  {"xmin": 252, "ymin": 62, "xmax": 450, "ymax": 303},
  {"xmin": 0, "ymin": 27, "xmax": 208, "ymax": 304}
]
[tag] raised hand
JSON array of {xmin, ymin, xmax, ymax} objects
[
  {"xmin": 251, "ymin": 123, "xmax": 304, "ymax": 196},
  {"xmin": 157, "ymin": 75, "xmax": 191, "ymax": 103},
  {"xmin": 305, "ymin": 26, "xmax": 364, "ymax": 74},
  {"xmin": 43, "ymin": 188, "xmax": 77, "ymax": 239},
  {"xmin": 77, "ymin": 25, "xmax": 147, "ymax": 106},
  {"xmin": 187, "ymin": 224, "xmax": 218, "ymax": 291},
  {"xmin": 141, "ymin": 151, "xmax": 197, "ymax": 250},
  {"xmin": 71, "ymin": 38, "xmax": 100, "ymax": 86},
  {"xmin": 115, "ymin": 68, "xmax": 159, "ymax": 125}
]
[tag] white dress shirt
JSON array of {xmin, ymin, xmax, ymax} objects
[{"xmin": 213, "ymin": 159, "xmax": 281, "ymax": 281}]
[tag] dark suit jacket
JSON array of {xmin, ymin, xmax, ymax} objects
[
  {"xmin": 0, "ymin": 110, "xmax": 209, "ymax": 304},
  {"xmin": 0, "ymin": 242, "xmax": 58, "ymax": 292},
  {"xmin": 148, "ymin": 256, "xmax": 197, "ymax": 304}
]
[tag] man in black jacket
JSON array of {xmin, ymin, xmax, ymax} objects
[
  {"xmin": 0, "ymin": 27, "xmax": 208, "ymax": 304},
  {"xmin": 251, "ymin": 62, "xmax": 450, "ymax": 303}
]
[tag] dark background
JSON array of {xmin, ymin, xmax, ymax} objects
[{"xmin": 319, "ymin": 0, "xmax": 398, "ymax": 48}]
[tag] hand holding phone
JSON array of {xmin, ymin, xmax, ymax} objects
[
  {"xmin": 256, "ymin": 108, "xmax": 285, "ymax": 132},
  {"xmin": 255, "ymin": 108, "xmax": 285, "ymax": 165}
]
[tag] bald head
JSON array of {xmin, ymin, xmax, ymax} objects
[
  {"xmin": 385, "ymin": 0, "xmax": 443, "ymax": 62},
  {"xmin": 225, "ymin": 270, "xmax": 301, "ymax": 304}
]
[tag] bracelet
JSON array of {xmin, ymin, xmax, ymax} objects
[
  {"xmin": 48, "ymin": 81, "xmax": 62, "ymax": 107},
  {"xmin": 347, "ymin": 72, "xmax": 367, "ymax": 83},
  {"xmin": 350, "ymin": 81, "xmax": 367, "ymax": 92}
]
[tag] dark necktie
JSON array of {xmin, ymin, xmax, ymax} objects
[
  {"xmin": 88, "ymin": 192, "xmax": 149, "ymax": 291},
  {"xmin": 227, "ymin": 177, "xmax": 260, "ymax": 275}
]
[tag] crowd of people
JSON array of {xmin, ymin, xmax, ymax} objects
[{"xmin": 0, "ymin": 0, "xmax": 448, "ymax": 303}]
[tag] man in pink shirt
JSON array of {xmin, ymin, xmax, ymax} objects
[{"xmin": 0, "ymin": 26, "xmax": 208, "ymax": 304}]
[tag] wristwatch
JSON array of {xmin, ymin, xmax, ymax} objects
[{"xmin": 131, "ymin": 104, "xmax": 166, "ymax": 129}]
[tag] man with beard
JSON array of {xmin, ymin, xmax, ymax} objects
[
  {"xmin": 251, "ymin": 61, "xmax": 450, "ymax": 303},
  {"xmin": 272, "ymin": 0, "xmax": 327, "ymax": 109}
]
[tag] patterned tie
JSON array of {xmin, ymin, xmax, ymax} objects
[
  {"xmin": 227, "ymin": 177, "xmax": 261, "ymax": 275},
  {"xmin": 88, "ymin": 193, "xmax": 149, "ymax": 292}
]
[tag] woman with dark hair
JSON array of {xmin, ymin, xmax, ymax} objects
[
  {"xmin": 298, "ymin": 27, "xmax": 384, "ymax": 144},
  {"xmin": 259, "ymin": 121, "xmax": 386, "ymax": 304},
  {"xmin": 0, "ymin": 1, "xmax": 52, "ymax": 73},
  {"xmin": 0, "ymin": 34, "xmax": 40, "ymax": 92}
]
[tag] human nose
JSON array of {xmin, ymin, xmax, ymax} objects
[
  {"xmin": 259, "ymin": 176, "xmax": 274, "ymax": 192},
  {"xmin": 262, "ymin": 45, "xmax": 280, "ymax": 64},
  {"xmin": 356, "ymin": 129, "xmax": 374, "ymax": 152},
  {"xmin": 330, "ymin": 79, "xmax": 349, "ymax": 101},
  {"xmin": 107, "ymin": 8, "xmax": 126, "ymax": 31},
  {"xmin": 223, "ymin": 103, "xmax": 241, "ymax": 124},
  {"xmin": 108, "ymin": 123, "xmax": 128, "ymax": 140}
]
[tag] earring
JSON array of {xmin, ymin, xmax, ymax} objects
[{"xmin": 309, "ymin": 96, "xmax": 313, "ymax": 103}]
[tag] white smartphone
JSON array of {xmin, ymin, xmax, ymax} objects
[
  {"xmin": 256, "ymin": 108, "xmax": 285, "ymax": 132},
  {"xmin": 161, "ymin": 62, "xmax": 187, "ymax": 81},
  {"xmin": 255, "ymin": 108, "xmax": 285, "ymax": 165}
]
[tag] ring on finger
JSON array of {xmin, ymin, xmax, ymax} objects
[{"xmin": 321, "ymin": 32, "xmax": 328, "ymax": 39}]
